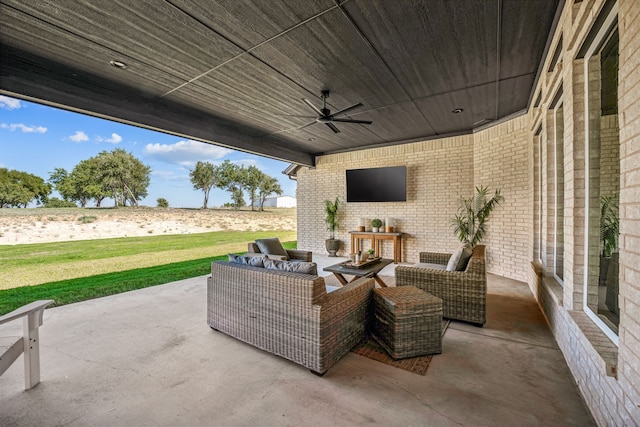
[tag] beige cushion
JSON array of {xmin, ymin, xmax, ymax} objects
[
  {"xmin": 255, "ymin": 238, "xmax": 289, "ymax": 260},
  {"xmin": 263, "ymin": 258, "xmax": 318, "ymax": 275}
]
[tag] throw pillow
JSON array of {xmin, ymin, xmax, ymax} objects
[
  {"xmin": 228, "ymin": 254, "xmax": 265, "ymax": 268},
  {"xmin": 446, "ymin": 244, "xmax": 468, "ymax": 272},
  {"xmin": 263, "ymin": 258, "xmax": 318, "ymax": 275},
  {"xmin": 455, "ymin": 246, "xmax": 473, "ymax": 271},
  {"xmin": 255, "ymin": 238, "xmax": 289, "ymax": 260}
]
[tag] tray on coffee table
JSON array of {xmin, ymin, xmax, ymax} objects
[{"xmin": 339, "ymin": 256, "xmax": 382, "ymax": 269}]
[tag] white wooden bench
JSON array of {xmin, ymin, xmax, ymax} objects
[{"xmin": 0, "ymin": 300, "xmax": 54, "ymax": 390}]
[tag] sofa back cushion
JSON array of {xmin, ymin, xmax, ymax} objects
[
  {"xmin": 228, "ymin": 254, "xmax": 265, "ymax": 267},
  {"xmin": 263, "ymin": 258, "xmax": 318, "ymax": 275},
  {"xmin": 255, "ymin": 238, "xmax": 289, "ymax": 260}
]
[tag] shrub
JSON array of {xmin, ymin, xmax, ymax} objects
[
  {"xmin": 44, "ymin": 197, "xmax": 77, "ymax": 208},
  {"xmin": 157, "ymin": 197, "xmax": 169, "ymax": 208},
  {"xmin": 78, "ymin": 215, "xmax": 97, "ymax": 224}
]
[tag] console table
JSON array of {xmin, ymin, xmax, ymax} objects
[{"xmin": 349, "ymin": 231, "xmax": 403, "ymax": 263}]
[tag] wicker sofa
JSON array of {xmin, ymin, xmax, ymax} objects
[
  {"xmin": 394, "ymin": 245, "xmax": 487, "ymax": 326},
  {"xmin": 207, "ymin": 260, "xmax": 375, "ymax": 375}
]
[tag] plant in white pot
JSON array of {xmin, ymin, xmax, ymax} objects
[
  {"xmin": 451, "ymin": 186, "xmax": 503, "ymax": 247},
  {"xmin": 371, "ymin": 218, "xmax": 382, "ymax": 232},
  {"xmin": 324, "ymin": 197, "xmax": 340, "ymax": 257}
]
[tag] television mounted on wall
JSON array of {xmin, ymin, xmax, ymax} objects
[{"xmin": 346, "ymin": 166, "xmax": 406, "ymax": 202}]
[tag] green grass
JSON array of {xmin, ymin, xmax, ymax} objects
[
  {"xmin": 0, "ymin": 230, "xmax": 292, "ymax": 268},
  {"xmin": 0, "ymin": 241, "xmax": 297, "ymax": 315}
]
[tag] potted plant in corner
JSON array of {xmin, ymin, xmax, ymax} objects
[
  {"xmin": 451, "ymin": 186, "xmax": 503, "ymax": 247},
  {"xmin": 599, "ymin": 194, "xmax": 619, "ymax": 286},
  {"xmin": 324, "ymin": 197, "xmax": 340, "ymax": 257}
]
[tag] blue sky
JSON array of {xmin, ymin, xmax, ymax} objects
[{"xmin": 0, "ymin": 95, "xmax": 297, "ymax": 208}]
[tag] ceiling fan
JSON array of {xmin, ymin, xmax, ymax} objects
[{"xmin": 298, "ymin": 90, "xmax": 372, "ymax": 133}]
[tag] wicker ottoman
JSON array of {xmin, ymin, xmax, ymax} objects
[{"xmin": 372, "ymin": 286, "xmax": 443, "ymax": 359}]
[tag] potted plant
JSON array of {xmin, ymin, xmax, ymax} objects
[
  {"xmin": 451, "ymin": 186, "xmax": 503, "ymax": 247},
  {"xmin": 599, "ymin": 194, "xmax": 619, "ymax": 285},
  {"xmin": 324, "ymin": 197, "xmax": 340, "ymax": 257},
  {"xmin": 371, "ymin": 218, "xmax": 382, "ymax": 232}
]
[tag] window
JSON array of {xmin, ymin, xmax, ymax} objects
[
  {"xmin": 544, "ymin": 88, "xmax": 564, "ymax": 285},
  {"xmin": 552, "ymin": 99, "xmax": 564, "ymax": 284},
  {"xmin": 533, "ymin": 125, "xmax": 543, "ymax": 262},
  {"xmin": 583, "ymin": 10, "xmax": 619, "ymax": 342}
]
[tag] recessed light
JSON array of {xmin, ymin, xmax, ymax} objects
[
  {"xmin": 308, "ymin": 137, "xmax": 315, "ymax": 141},
  {"xmin": 452, "ymin": 108, "xmax": 464, "ymax": 114},
  {"xmin": 109, "ymin": 60, "xmax": 128, "ymax": 69}
]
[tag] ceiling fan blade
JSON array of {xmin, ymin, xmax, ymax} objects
[
  {"xmin": 326, "ymin": 122, "xmax": 340, "ymax": 133},
  {"xmin": 302, "ymin": 98, "xmax": 324, "ymax": 116},
  {"xmin": 330, "ymin": 118, "xmax": 373, "ymax": 124},
  {"xmin": 331, "ymin": 102, "xmax": 363, "ymax": 117},
  {"xmin": 280, "ymin": 114, "xmax": 318, "ymax": 119}
]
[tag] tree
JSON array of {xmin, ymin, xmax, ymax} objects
[
  {"xmin": 216, "ymin": 160, "xmax": 246, "ymax": 210},
  {"xmin": 74, "ymin": 157, "xmax": 109, "ymax": 207},
  {"xmin": 230, "ymin": 185, "xmax": 245, "ymax": 209},
  {"xmin": 257, "ymin": 175, "xmax": 283, "ymax": 211},
  {"xmin": 93, "ymin": 149, "xmax": 151, "ymax": 207},
  {"xmin": 157, "ymin": 197, "xmax": 169, "ymax": 208},
  {"xmin": 189, "ymin": 161, "xmax": 216, "ymax": 209},
  {"xmin": 0, "ymin": 168, "xmax": 51, "ymax": 208},
  {"xmin": 242, "ymin": 165, "xmax": 264, "ymax": 211}
]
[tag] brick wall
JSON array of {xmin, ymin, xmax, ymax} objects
[
  {"xmin": 617, "ymin": 0, "xmax": 640, "ymax": 422},
  {"xmin": 297, "ymin": 135, "xmax": 474, "ymax": 262},
  {"xmin": 473, "ymin": 115, "xmax": 533, "ymax": 282}
]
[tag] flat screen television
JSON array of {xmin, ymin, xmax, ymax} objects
[{"xmin": 346, "ymin": 166, "xmax": 406, "ymax": 202}]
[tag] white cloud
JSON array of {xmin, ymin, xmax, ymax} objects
[
  {"xmin": 0, "ymin": 96, "xmax": 22, "ymax": 110},
  {"xmin": 68, "ymin": 131, "xmax": 89, "ymax": 142},
  {"xmin": 1, "ymin": 123, "xmax": 47, "ymax": 133},
  {"xmin": 151, "ymin": 169, "xmax": 189, "ymax": 181},
  {"xmin": 144, "ymin": 140, "xmax": 233, "ymax": 167},
  {"xmin": 97, "ymin": 133, "xmax": 122, "ymax": 144}
]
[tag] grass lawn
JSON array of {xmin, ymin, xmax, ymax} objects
[
  {"xmin": 0, "ymin": 239, "xmax": 298, "ymax": 315},
  {"xmin": 0, "ymin": 230, "xmax": 296, "ymax": 289}
]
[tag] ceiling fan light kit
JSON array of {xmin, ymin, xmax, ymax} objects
[{"xmin": 301, "ymin": 90, "xmax": 373, "ymax": 134}]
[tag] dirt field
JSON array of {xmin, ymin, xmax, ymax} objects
[{"xmin": 0, "ymin": 207, "xmax": 297, "ymax": 245}]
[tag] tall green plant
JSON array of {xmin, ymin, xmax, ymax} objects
[
  {"xmin": 452, "ymin": 186, "xmax": 503, "ymax": 247},
  {"xmin": 324, "ymin": 197, "xmax": 339, "ymax": 239},
  {"xmin": 600, "ymin": 194, "xmax": 619, "ymax": 257}
]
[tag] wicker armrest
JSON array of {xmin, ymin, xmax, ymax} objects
[
  {"xmin": 315, "ymin": 276, "xmax": 375, "ymax": 373},
  {"xmin": 286, "ymin": 249, "xmax": 313, "ymax": 262},
  {"xmin": 419, "ymin": 251, "xmax": 451, "ymax": 265}
]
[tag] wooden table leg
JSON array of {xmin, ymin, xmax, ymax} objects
[
  {"xmin": 332, "ymin": 273, "xmax": 348, "ymax": 286},
  {"xmin": 373, "ymin": 274, "xmax": 387, "ymax": 288}
]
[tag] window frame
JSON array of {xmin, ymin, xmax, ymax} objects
[{"xmin": 582, "ymin": 3, "xmax": 619, "ymax": 346}]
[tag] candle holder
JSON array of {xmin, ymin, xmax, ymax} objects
[
  {"xmin": 358, "ymin": 217, "xmax": 366, "ymax": 232},
  {"xmin": 385, "ymin": 218, "xmax": 395, "ymax": 233}
]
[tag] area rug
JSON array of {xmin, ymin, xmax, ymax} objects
[{"xmin": 351, "ymin": 320, "xmax": 450, "ymax": 376}]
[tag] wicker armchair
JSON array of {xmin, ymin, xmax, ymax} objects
[
  {"xmin": 395, "ymin": 245, "xmax": 487, "ymax": 326},
  {"xmin": 247, "ymin": 241, "xmax": 313, "ymax": 262},
  {"xmin": 208, "ymin": 261, "xmax": 375, "ymax": 375}
]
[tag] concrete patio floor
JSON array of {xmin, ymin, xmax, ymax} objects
[{"xmin": 1, "ymin": 255, "xmax": 595, "ymax": 426}]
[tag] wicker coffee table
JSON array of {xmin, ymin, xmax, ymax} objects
[
  {"xmin": 372, "ymin": 286, "xmax": 443, "ymax": 359},
  {"xmin": 323, "ymin": 258, "xmax": 393, "ymax": 287}
]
